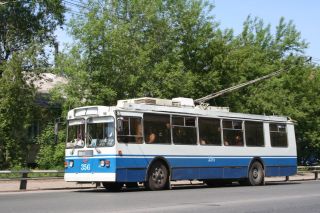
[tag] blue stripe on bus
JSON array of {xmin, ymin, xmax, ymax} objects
[
  {"xmin": 65, "ymin": 156, "xmax": 297, "ymax": 182},
  {"xmin": 65, "ymin": 158, "xmax": 117, "ymax": 174},
  {"xmin": 66, "ymin": 154, "xmax": 297, "ymax": 157},
  {"xmin": 66, "ymin": 154, "xmax": 297, "ymax": 158}
]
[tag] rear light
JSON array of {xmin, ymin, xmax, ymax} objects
[
  {"xmin": 64, "ymin": 161, "xmax": 68, "ymax": 168},
  {"xmin": 69, "ymin": 160, "xmax": 74, "ymax": 168}
]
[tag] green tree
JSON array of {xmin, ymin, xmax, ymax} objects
[
  {"xmin": 56, "ymin": 0, "xmax": 217, "ymax": 109},
  {"xmin": 209, "ymin": 17, "xmax": 319, "ymax": 160},
  {"xmin": 0, "ymin": 0, "xmax": 65, "ymax": 68},
  {"xmin": 0, "ymin": 52, "xmax": 37, "ymax": 168},
  {"xmin": 56, "ymin": 1, "xmax": 320, "ymax": 162},
  {"xmin": 0, "ymin": 0, "xmax": 65, "ymax": 168},
  {"xmin": 36, "ymin": 122, "xmax": 65, "ymax": 169}
]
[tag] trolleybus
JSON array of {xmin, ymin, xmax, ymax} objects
[{"xmin": 64, "ymin": 97, "xmax": 297, "ymax": 190}]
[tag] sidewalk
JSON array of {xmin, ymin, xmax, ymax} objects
[
  {"xmin": 0, "ymin": 172, "xmax": 318, "ymax": 192},
  {"xmin": 0, "ymin": 179, "xmax": 96, "ymax": 192}
]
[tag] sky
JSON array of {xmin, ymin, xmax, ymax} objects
[
  {"xmin": 212, "ymin": 0, "xmax": 320, "ymax": 61},
  {"xmin": 56, "ymin": 0, "xmax": 320, "ymax": 61}
]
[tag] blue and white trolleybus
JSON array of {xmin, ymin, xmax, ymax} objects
[{"xmin": 64, "ymin": 97, "xmax": 297, "ymax": 190}]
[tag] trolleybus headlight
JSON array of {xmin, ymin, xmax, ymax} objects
[
  {"xmin": 100, "ymin": 159, "xmax": 105, "ymax": 167},
  {"xmin": 69, "ymin": 160, "xmax": 74, "ymax": 168},
  {"xmin": 105, "ymin": 160, "xmax": 110, "ymax": 168}
]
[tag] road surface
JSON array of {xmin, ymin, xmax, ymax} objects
[{"xmin": 0, "ymin": 181, "xmax": 319, "ymax": 213}]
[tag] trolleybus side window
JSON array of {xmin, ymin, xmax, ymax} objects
[
  {"xmin": 198, "ymin": 118, "xmax": 221, "ymax": 145},
  {"xmin": 222, "ymin": 120, "xmax": 244, "ymax": 146},
  {"xmin": 270, "ymin": 123, "xmax": 288, "ymax": 147},
  {"xmin": 245, "ymin": 121, "xmax": 264, "ymax": 147},
  {"xmin": 172, "ymin": 116, "xmax": 197, "ymax": 145},
  {"xmin": 117, "ymin": 117, "xmax": 143, "ymax": 143},
  {"xmin": 143, "ymin": 113, "xmax": 171, "ymax": 144}
]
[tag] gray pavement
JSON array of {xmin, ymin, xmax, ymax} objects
[
  {"xmin": 0, "ymin": 179, "xmax": 319, "ymax": 213},
  {"xmin": 0, "ymin": 172, "xmax": 317, "ymax": 192}
]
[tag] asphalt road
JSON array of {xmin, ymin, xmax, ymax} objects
[{"xmin": 1, "ymin": 181, "xmax": 320, "ymax": 213}]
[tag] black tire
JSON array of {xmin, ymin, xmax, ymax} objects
[
  {"xmin": 146, "ymin": 161, "xmax": 169, "ymax": 191},
  {"xmin": 247, "ymin": 161, "xmax": 264, "ymax": 186},
  {"xmin": 102, "ymin": 182, "xmax": 123, "ymax": 192}
]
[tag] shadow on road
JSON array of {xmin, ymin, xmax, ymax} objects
[{"xmin": 71, "ymin": 181, "xmax": 301, "ymax": 193}]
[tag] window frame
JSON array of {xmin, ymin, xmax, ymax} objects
[
  {"xmin": 117, "ymin": 116, "xmax": 143, "ymax": 144},
  {"xmin": 198, "ymin": 117, "xmax": 222, "ymax": 146},
  {"xmin": 244, "ymin": 120, "xmax": 265, "ymax": 147},
  {"xmin": 222, "ymin": 119, "xmax": 245, "ymax": 147},
  {"xmin": 172, "ymin": 115, "xmax": 197, "ymax": 145},
  {"xmin": 269, "ymin": 123, "xmax": 288, "ymax": 148},
  {"xmin": 143, "ymin": 113, "xmax": 172, "ymax": 145}
]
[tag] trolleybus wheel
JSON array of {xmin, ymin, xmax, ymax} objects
[
  {"xmin": 102, "ymin": 182, "xmax": 123, "ymax": 192},
  {"xmin": 146, "ymin": 161, "xmax": 168, "ymax": 190},
  {"xmin": 248, "ymin": 161, "xmax": 264, "ymax": 186}
]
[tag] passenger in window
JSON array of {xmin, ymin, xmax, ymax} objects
[
  {"xmin": 174, "ymin": 128, "xmax": 185, "ymax": 144},
  {"xmin": 162, "ymin": 122, "xmax": 171, "ymax": 143},
  {"xmin": 200, "ymin": 138, "xmax": 207, "ymax": 145},
  {"xmin": 135, "ymin": 123, "xmax": 143, "ymax": 144},
  {"xmin": 235, "ymin": 135, "xmax": 243, "ymax": 146},
  {"xmin": 75, "ymin": 132, "xmax": 84, "ymax": 146},
  {"xmin": 146, "ymin": 129, "xmax": 157, "ymax": 143},
  {"xmin": 224, "ymin": 139, "xmax": 229, "ymax": 146}
]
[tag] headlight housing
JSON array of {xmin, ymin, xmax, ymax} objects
[
  {"xmin": 99, "ymin": 159, "xmax": 105, "ymax": 167},
  {"xmin": 99, "ymin": 159, "xmax": 110, "ymax": 167},
  {"xmin": 69, "ymin": 160, "xmax": 74, "ymax": 168}
]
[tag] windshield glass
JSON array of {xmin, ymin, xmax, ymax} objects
[
  {"xmin": 87, "ymin": 117, "xmax": 115, "ymax": 147},
  {"xmin": 66, "ymin": 119, "xmax": 85, "ymax": 149}
]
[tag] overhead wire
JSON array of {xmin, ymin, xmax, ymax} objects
[
  {"xmin": 63, "ymin": 0, "xmax": 88, "ymax": 9},
  {"xmin": 62, "ymin": 0, "xmax": 89, "ymax": 16}
]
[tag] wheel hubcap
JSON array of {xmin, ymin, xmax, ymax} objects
[
  {"xmin": 253, "ymin": 168, "xmax": 259, "ymax": 179},
  {"xmin": 152, "ymin": 168, "xmax": 164, "ymax": 185}
]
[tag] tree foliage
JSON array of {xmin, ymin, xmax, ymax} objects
[
  {"xmin": 36, "ymin": 122, "xmax": 65, "ymax": 169},
  {"xmin": 0, "ymin": 52, "xmax": 37, "ymax": 168},
  {"xmin": 0, "ymin": 0, "xmax": 65, "ymax": 68},
  {"xmin": 0, "ymin": 0, "xmax": 65, "ymax": 169},
  {"xmin": 1, "ymin": 0, "xmax": 319, "ymax": 168},
  {"xmin": 54, "ymin": 0, "xmax": 320, "ymax": 163},
  {"xmin": 56, "ymin": 0, "xmax": 216, "ymax": 108}
]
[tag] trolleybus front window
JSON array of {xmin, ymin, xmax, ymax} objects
[
  {"xmin": 66, "ymin": 120, "xmax": 85, "ymax": 149},
  {"xmin": 87, "ymin": 117, "xmax": 115, "ymax": 147}
]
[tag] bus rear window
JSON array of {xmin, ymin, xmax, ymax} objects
[{"xmin": 270, "ymin": 123, "xmax": 288, "ymax": 147}]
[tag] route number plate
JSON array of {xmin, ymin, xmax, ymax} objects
[{"xmin": 81, "ymin": 163, "xmax": 91, "ymax": 171}]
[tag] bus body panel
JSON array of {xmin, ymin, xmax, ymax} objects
[
  {"xmin": 64, "ymin": 103, "xmax": 297, "ymax": 184},
  {"xmin": 64, "ymin": 147, "xmax": 117, "ymax": 182}
]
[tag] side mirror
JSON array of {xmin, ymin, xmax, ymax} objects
[{"xmin": 117, "ymin": 117, "xmax": 123, "ymax": 132}]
